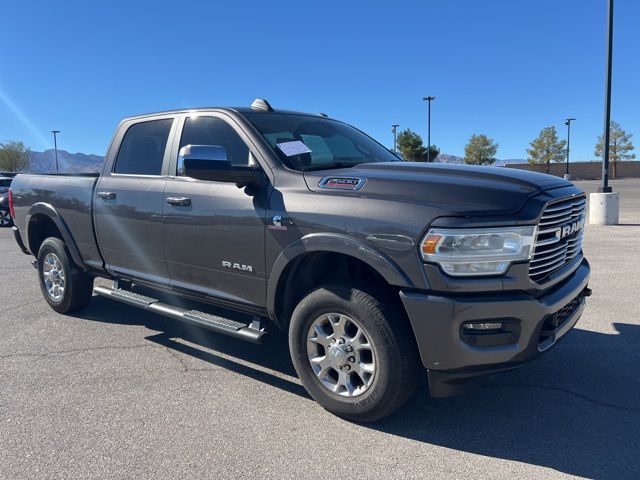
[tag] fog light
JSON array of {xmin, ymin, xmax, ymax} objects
[
  {"xmin": 463, "ymin": 321, "xmax": 503, "ymax": 330},
  {"xmin": 460, "ymin": 320, "xmax": 520, "ymax": 347}
]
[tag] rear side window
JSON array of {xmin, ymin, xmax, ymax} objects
[
  {"xmin": 114, "ymin": 119, "xmax": 173, "ymax": 175},
  {"xmin": 179, "ymin": 116, "xmax": 250, "ymax": 170}
]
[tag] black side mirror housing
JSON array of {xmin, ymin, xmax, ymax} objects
[
  {"xmin": 183, "ymin": 159, "xmax": 262, "ymax": 186},
  {"xmin": 179, "ymin": 145, "xmax": 263, "ymax": 187}
]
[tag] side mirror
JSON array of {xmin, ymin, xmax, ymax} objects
[{"xmin": 179, "ymin": 145, "xmax": 263, "ymax": 186}]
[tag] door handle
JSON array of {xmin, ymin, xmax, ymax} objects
[
  {"xmin": 97, "ymin": 191, "xmax": 116, "ymax": 200},
  {"xmin": 166, "ymin": 196, "xmax": 192, "ymax": 206}
]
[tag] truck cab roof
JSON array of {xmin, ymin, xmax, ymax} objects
[{"xmin": 120, "ymin": 99, "xmax": 326, "ymax": 124}]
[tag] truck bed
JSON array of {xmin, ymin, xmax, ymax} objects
[{"xmin": 10, "ymin": 173, "xmax": 104, "ymax": 271}]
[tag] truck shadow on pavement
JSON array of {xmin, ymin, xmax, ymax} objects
[
  {"xmin": 74, "ymin": 295, "xmax": 308, "ymax": 398},
  {"xmin": 75, "ymin": 297, "xmax": 639, "ymax": 480},
  {"xmin": 373, "ymin": 322, "xmax": 640, "ymax": 480}
]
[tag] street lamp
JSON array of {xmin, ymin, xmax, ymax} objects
[
  {"xmin": 422, "ymin": 96, "xmax": 435, "ymax": 162},
  {"xmin": 589, "ymin": 0, "xmax": 618, "ymax": 226},
  {"xmin": 565, "ymin": 118, "xmax": 575, "ymax": 178},
  {"xmin": 51, "ymin": 130, "xmax": 60, "ymax": 173},
  {"xmin": 600, "ymin": 0, "xmax": 614, "ymax": 193},
  {"xmin": 391, "ymin": 124, "xmax": 399, "ymax": 152}
]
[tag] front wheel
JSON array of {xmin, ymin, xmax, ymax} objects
[
  {"xmin": 289, "ymin": 284, "xmax": 421, "ymax": 422},
  {"xmin": 37, "ymin": 237, "xmax": 93, "ymax": 313}
]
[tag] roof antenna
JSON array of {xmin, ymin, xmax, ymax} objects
[{"xmin": 251, "ymin": 98, "xmax": 274, "ymax": 112}]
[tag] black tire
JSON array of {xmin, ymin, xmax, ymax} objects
[
  {"xmin": 0, "ymin": 208, "xmax": 12, "ymax": 227},
  {"xmin": 37, "ymin": 237, "xmax": 93, "ymax": 313},
  {"xmin": 289, "ymin": 283, "xmax": 422, "ymax": 422}
]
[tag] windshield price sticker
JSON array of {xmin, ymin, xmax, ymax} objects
[{"xmin": 276, "ymin": 140, "xmax": 312, "ymax": 157}]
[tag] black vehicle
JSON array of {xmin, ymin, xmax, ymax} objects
[
  {"xmin": 8, "ymin": 99, "xmax": 590, "ymax": 421},
  {"xmin": 0, "ymin": 176, "xmax": 14, "ymax": 227}
]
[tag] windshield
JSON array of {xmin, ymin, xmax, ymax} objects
[{"xmin": 244, "ymin": 112, "xmax": 402, "ymax": 171}]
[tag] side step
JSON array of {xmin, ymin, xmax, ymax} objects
[{"xmin": 93, "ymin": 286, "xmax": 266, "ymax": 344}]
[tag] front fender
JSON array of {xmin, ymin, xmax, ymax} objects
[
  {"xmin": 266, "ymin": 232, "xmax": 413, "ymax": 318},
  {"xmin": 25, "ymin": 202, "xmax": 85, "ymax": 267}
]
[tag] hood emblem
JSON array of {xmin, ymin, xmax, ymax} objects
[{"xmin": 319, "ymin": 176, "xmax": 366, "ymax": 191}]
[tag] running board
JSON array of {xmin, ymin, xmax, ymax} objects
[{"xmin": 93, "ymin": 286, "xmax": 266, "ymax": 343}]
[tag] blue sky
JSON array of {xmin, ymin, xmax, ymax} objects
[{"xmin": 0, "ymin": 0, "xmax": 638, "ymax": 160}]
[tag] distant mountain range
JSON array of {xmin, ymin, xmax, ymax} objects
[
  {"xmin": 26, "ymin": 149, "xmax": 528, "ymax": 173},
  {"xmin": 28, "ymin": 149, "xmax": 104, "ymax": 173}
]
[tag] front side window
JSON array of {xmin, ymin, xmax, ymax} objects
[
  {"xmin": 178, "ymin": 116, "xmax": 250, "ymax": 175},
  {"xmin": 114, "ymin": 119, "xmax": 173, "ymax": 175},
  {"xmin": 244, "ymin": 112, "xmax": 401, "ymax": 171}
]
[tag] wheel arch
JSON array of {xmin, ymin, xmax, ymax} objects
[
  {"xmin": 267, "ymin": 233, "xmax": 413, "ymax": 329},
  {"xmin": 25, "ymin": 203, "xmax": 84, "ymax": 266}
]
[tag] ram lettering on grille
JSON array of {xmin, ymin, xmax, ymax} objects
[{"xmin": 529, "ymin": 195, "xmax": 586, "ymax": 283}]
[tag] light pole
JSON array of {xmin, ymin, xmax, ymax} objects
[
  {"xmin": 51, "ymin": 130, "xmax": 60, "ymax": 173},
  {"xmin": 565, "ymin": 118, "xmax": 575, "ymax": 178},
  {"xmin": 589, "ymin": 0, "xmax": 618, "ymax": 226},
  {"xmin": 600, "ymin": 0, "xmax": 614, "ymax": 193},
  {"xmin": 391, "ymin": 124, "xmax": 399, "ymax": 152},
  {"xmin": 422, "ymin": 96, "xmax": 435, "ymax": 162}
]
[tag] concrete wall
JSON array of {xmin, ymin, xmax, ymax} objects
[{"xmin": 504, "ymin": 161, "xmax": 640, "ymax": 180}]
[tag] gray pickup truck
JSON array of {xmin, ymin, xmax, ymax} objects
[{"xmin": 9, "ymin": 99, "xmax": 590, "ymax": 421}]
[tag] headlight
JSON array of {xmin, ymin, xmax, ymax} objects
[{"xmin": 420, "ymin": 226, "xmax": 536, "ymax": 277}]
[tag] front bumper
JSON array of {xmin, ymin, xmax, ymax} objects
[{"xmin": 400, "ymin": 258, "xmax": 590, "ymax": 397}]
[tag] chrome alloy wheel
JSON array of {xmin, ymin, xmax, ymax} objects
[
  {"xmin": 306, "ymin": 313, "xmax": 377, "ymax": 397},
  {"xmin": 42, "ymin": 253, "xmax": 66, "ymax": 301}
]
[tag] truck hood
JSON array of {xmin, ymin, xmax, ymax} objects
[{"xmin": 303, "ymin": 162, "xmax": 570, "ymax": 215}]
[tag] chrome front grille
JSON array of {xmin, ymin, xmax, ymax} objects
[{"xmin": 529, "ymin": 195, "xmax": 586, "ymax": 283}]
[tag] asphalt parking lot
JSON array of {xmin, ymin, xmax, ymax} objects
[{"xmin": 1, "ymin": 179, "xmax": 639, "ymax": 480}]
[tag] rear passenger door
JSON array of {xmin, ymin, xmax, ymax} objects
[
  {"xmin": 94, "ymin": 116, "xmax": 177, "ymax": 284},
  {"xmin": 162, "ymin": 114, "xmax": 269, "ymax": 307}
]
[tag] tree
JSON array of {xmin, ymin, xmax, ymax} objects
[
  {"xmin": 527, "ymin": 126, "xmax": 567, "ymax": 174},
  {"xmin": 464, "ymin": 134, "xmax": 498, "ymax": 165},
  {"xmin": 0, "ymin": 141, "xmax": 31, "ymax": 172},
  {"xmin": 595, "ymin": 121, "xmax": 635, "ymax": 179},
  {"xmin": 397, "ymin": 129, "xmax": 440, "ymax": 162},
  {"xmin": 425, "ymin": 144, "xmax": 440, "ymax": 162},
  {"xmin": 397, "ymin": 129, "xmax": 426, "ymax": 162}
]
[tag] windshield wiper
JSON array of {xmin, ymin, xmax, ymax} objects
[{"xmin": 303, "ymin": 160, "xmax": 364, "ymax": 172}]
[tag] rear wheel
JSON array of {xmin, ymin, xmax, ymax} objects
[
  {"xmin": 289, "ymin": 283, "xmax": 421, "ymax": 422},
  {"xmin": 37, "ymin": 237, "xmax": 93, "ymax": 313}
]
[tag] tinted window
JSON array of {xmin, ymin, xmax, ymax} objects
[
  {"xmin": 114, "ymin": 119, "xmax": 173, "ymax": 175},
  {"xmin": 0, "ymin": 179, "xmax": 12, "ymax": 187},
  {"xmin": 178, "ymin": 116, "xmax": 250, "ymax": 173},
  {"xmin": 244, "ymin": 113, "xmax": 400, "ymax": 171}
]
